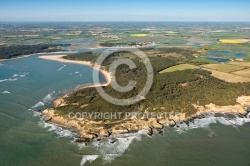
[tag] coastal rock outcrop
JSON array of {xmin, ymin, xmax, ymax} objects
[{"xmin": 42, "ymin": 96, "xmax": 250, "ymax": 142}]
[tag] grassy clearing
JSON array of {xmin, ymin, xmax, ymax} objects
[
  {"xmin": 202, "ymin": 68, "xmax": 250, "ymax": 82},
  {"xmin": 166, "ymin": 31, "xmax": 178, "ymax": 34},
  {"xmin": 219, "ymin": 39, "xmax": 250, "ymax": 44},
  {"xmin": 130, "ymin": 34, "xmax": 149, "ymax": 37},
  {"xmin": 201, "ymin": 62, "xmax": 250, "ymax": 82},
  {"xmin": 232, "ymin": 68, "xmax": 250, "ymax": 77},
  {"xmin": 201, "ymin": 64, "xmax": 246, "ymax": 73},
  {"xmin": 191, "ymin": 57, "xmax": 218, "ymax": 65},
  {"xmin": 229, "ymin": 62, "xmax": 250, "ymax": 67},
  {"xmin": 159, "ymin": 64, "xmax": 199, "ymax": 73}
]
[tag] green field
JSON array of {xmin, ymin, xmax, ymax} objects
[
  {"xmin": 159, "ymin": 64, "xmax": 199, "ymax": 73},
  {"xmin": 201, "ymin": 64, "xmax": 246, "ymax": 73}
]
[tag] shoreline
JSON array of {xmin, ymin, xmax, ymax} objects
[
  {"xmin": 0, "ymin": 54, "xmax": 32, "ymax": 62},
  {"xmin": 0, "ymin": 51, "xmax": 75, "ymax": 63},
  {"xmin": 42, "ymin": 95, "xmax": 250, "ymax": 141},
  {"xmin": 39, "ymin": 54, "xmax": 250, "ymax": 142},
  {"xmin": 38, "ymin": 55, "xmax": 111, "ymax": 86}
]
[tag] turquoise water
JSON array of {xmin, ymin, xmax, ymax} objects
[{"xmin": 1, "ymin": 54, "xmax": 250, "ymax": 166}]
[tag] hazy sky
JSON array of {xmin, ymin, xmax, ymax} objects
[{"xmin": 0, "ymin": 0, "xmax": 249, "ymax": 22}]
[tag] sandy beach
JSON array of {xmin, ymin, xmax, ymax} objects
[
  {"xmin": 0, "ymin": 51, "xmax": 75, "ymax": 63},
  {"xmin": 0, "ymin": 54, "xmax": 32, "ymax": 62}
]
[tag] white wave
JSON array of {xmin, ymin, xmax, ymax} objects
[
  {"xmin": 79, "ymin": 130, "xmax": 147, "ymax": 164},
  {"xmin": 30, "ymin": 91, "xmax": 56, "ymax": 111},
  {"xmin": 174, "ymin": 112, "xmax": 250, "ymax": 134},
  {"xmin": 0, "ymin": 78, "xmax": 18, "ymax": 83},
  {"xmin": 57, "ymin": 64, "xmax": 66, "ymax": 71},
  {"xmin": 41, "ymin": 91, "xmax": 55, "ymax": 104},
  {"xmin": 102, "ymin": 154, "xmax": 120, "ymax": 163},
  {"xmin": 0, "ymin": 72, "xmax": 29, "ymax": 83},
  {"xmin": 80, "ymin": 155, "xmax": 99, "ymax": 166},
  {"xmin": 2, "ymin": 91, "xmax": 11, "ymax": 94},
  {"xmin": 19, "ymin": 72, "xmax": 29, "ymax": 77},
  {"xmin": 30, "ymin": 109, "xmax": 42, "ymax": 117},
  {"xmin": 31, "ymin": 101, "xmax": 45, "ymax": 109},
  {"xmin": 216, "ymin": 117, "xmax": 234, "ymax": 126},
  {"xmin": 75, "ymin": 71, "xmax": 79, "ymax": 74},
  {"xmin": 39, "ymin": 121, "xmax": 77, "ymax": 138},
  {"xmin": 208, "ymin": 130, "xmax": 217, "ymax": 137},
  {"xmin": 12, "ymin": 72, "xmax": 29, "ymax": 78},
  {"xmin": 75, "ymin": 85, "xmax": 80, "ymax": 90}
]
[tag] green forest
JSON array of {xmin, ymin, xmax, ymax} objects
[{"xmin": 0, "ymin": 44, "xmax": 69, "ymax": 59}]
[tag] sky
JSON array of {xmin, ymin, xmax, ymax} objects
[{"xmin": 0, "ymin": 0, "xmax": 249, "ymax": 22}]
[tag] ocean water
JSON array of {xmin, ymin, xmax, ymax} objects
[{"xmin": 1, "ymin": 53, "xmax": 250, "ymax": 166}]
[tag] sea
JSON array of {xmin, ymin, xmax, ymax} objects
[{"xmin": 1, "ymin": 52, "xmax": 250, "ymax": 166}]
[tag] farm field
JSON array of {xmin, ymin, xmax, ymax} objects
[
  {"xmin": 160, "ymin": 62, "xmax": 250, "ymax": 83},
  {"xmin": 219, "ymin": 39, "xmax": 250, "ymax": 44},
  {"xmin": 201, "ymin": 63, "xmax": 246, "ymax": 73},
  {"xmin": 159, "ymin": 64, "xmax": 199, "ymax": 73}
]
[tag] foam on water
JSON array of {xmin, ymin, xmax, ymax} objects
[
  {"xmin": 19, "ymin": 72, "xmax": 29, "ymax": 77},
  {"xmin": 32, "ymin": 101, "xmax": 44, "ymax": 109},
  {"xmin": 41, "ymin": 91, "xmax": 55, "ymax": 104},
  {"xmin": 30, "ymin": 91, "xmax": 77, "ymax": 138},
  {"xmin": 74, "ymin": 85, "xmax": 80, "ymax": 90},
  {"xmin": 0, "ymin": 72, "xmax": 29, "ymax": 83},
  {"xmin": 78, "ymin": 130, "xmax": 148, "ymax": 165},
  {"xmin": 80, "ymin": 155, "xmax": 99, "ymax": 166},
  {"xmin": 0, "ymin": 78, "xmax": 18, "ymax": 83},
  {"xmin": 39, "ymin": 121, "xmax": 77, "ymax": 138},
  {"xmin": 12, "ymin": 74, "xmax": 19, "ymax": 77},
  {"xmin": 13, "ymin": 72, "xmax": 29, "ymax": 78},
  {"xmin": 174, "ymin": 112, "xmax": 250, "ymax": 134},
  {"xmin": 30, "ymin": 109, "xmax": 42, "ymax": 117},
  {"xmin": 57, "ymin": 64, "xmax": 66, "ymax": 71},
  {"xmin": 31, "ymin": 91, "xmax": 55, "ymax": 111},
  {"xmin": 2, "ymin": 91, "xmax": 11, "ymax": 94}
]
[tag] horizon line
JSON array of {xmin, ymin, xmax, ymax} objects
[{"xmin": 0, "ymin": 20, "xmax": 250, "ymax": 23}]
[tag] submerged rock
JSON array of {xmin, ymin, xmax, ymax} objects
[
  {"xmin": 169, "ymin": 119, "xmax": 176, "ymax": 127},
  {"xmin": 110, "ymin": 140, "xmax": 116, "ymax": 144},
  {"xmin": 147, "ymin": 127, "xmax": 153, "ymax": 136}
]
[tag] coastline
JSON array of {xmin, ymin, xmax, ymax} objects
[
  {"xmin": 38, "ymin": 55, "xmax": 111, "ymax": 86},
  {"xmin": 39, "ymin": 54, "xmax": 250, "ymax": 142},
  {"xmin": 0, "ymin": 54, "xmax": 32, "ymax": 62},
  {"xmin": 0, "ymin": 51, "xmax": 75, "ymax": 63},
  {"xmin": 42, "ymin": 95, "xmax": 250, "ymax": 141}
]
